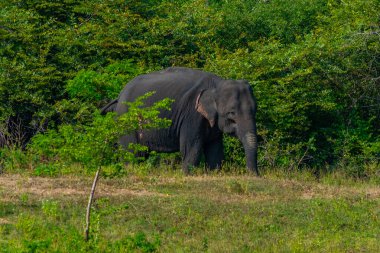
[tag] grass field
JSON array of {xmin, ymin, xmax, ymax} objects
[{"xmin": 0, "ymin": 169, "xmax": 379, "ymax": 252}]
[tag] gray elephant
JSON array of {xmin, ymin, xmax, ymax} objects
[{"xmin": 101, "ymin": 67, "xmax": 258, "ymax": 175}]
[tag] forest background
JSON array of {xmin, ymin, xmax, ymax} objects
[{"xmin": 0, "ymin": 0, "xmax": 379, "ymax": 177}]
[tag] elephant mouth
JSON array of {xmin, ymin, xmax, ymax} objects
[{"xmin": 221, "ymin": 119, "xmax": 237, "ymax": 135}]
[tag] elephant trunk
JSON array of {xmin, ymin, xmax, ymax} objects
[{"xmin": 239, "ymin": 130, "xmax": 259, "ymax": 176}]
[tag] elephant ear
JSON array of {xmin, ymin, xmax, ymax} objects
[{"xmin": 195, "ymin": 89, "xmax": 217, "ymax": 128}]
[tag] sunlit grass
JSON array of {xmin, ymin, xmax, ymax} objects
[{"xmin": 1, "ymin": 167, "xmax": 379, "ymax": 252}]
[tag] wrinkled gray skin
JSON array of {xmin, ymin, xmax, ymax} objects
[{"xmin": 101, "ymin": 67, "xmax": 258, "ymax": 175}]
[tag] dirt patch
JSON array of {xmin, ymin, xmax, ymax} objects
[{"xmin": 0, "ymin": 218, "xmax": 11, "ymax": 225}]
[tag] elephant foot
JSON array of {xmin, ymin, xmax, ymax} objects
[
  {"xmin": 247, "ymin": 168, "xmax": 260, "ymax": 177},
  {"xmin": 182, "ymin": 166, "xmax": 191, "ymax": 176}
]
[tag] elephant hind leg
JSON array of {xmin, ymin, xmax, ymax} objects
[
  {"xmin": 120, "ymin": 134, "xmax": 148, "ymax": 159},
  {"xmin": 204, "ymin": 139, "xmax": 224, "ymax": 170}
]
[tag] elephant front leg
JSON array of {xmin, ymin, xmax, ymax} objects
[
  {"xmin": 204, "ymin": 139, "xmax": 224, "ymax": 170},
  {"xmin": 180, "ymin": 137, "xmax": 203, "ymax": 175}
]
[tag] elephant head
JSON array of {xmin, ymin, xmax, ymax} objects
[{"xmin": 195, "ymin": 80, "xmax": 259, "ymax": 175}]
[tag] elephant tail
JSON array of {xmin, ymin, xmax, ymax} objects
[{"xmin": 100, "ymin": 99, "xmax": 118, "ymax": 115}]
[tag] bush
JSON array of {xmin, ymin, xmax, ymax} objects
[
  {"xmin": 1, "ymin": 0, "xmax": 379, "ymax": 176},
  {"xmin": 26, "ymin": 93, "xmax": 172, "ymax": 174},
  {"xmin": 0, "ymin": 147, "xmax": 31, "ymax": 173},
  {"xmin": 206, "ymin": 0, "xmax": 380, "ymax": 172}
]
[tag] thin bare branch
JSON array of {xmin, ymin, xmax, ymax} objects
[{"xmin": 85, "ymin": 167, "xmax": 101, "ymax": 241}]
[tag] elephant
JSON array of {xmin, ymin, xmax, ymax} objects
[{"xmin": 101, "ymin": 67, "xmax": 258, "ymax": 175}]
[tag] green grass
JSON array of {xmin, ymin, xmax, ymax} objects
[{"xmin": 0, "ymin": 168, "xmax": 379, "ymax": 252}]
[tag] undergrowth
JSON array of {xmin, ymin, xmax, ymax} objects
[{"xmin": 0, "ymin": 171, "xmax": 379, "ymax": 252}]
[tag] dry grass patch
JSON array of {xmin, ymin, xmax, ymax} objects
[{"xmin": 1, "ymin": 174, "xmax": 379, "ymax": 203}]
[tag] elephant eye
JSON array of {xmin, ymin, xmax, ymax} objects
[{"xmin": 226, "ymin": 111, "xmax": 236, "ymax": 119}]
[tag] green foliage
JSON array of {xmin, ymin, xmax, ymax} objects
[
  {"xmin": 0, "ymin": 0, "xmax": 379, "ymax": 175},
  {"xmin": 0, "ymin": 148, "xmax": 30, "ymax": 173},
  {"xmin": 206, "ymin": 0, "xmax": 380, "ymax": 171},
  {"xmin": 212, "ymin": 0, "xmax": 329, "ymax": 48},
  {"xmin": 27, "ymin": 93, "xmax": 172, "ymax": 174},
  {"xmin": 114, "ymin": 232, "xmax": 160, "ymax": 253},
  {"xmin": 66, "ymin": 60, "xmax": 141, "ymax": 102},
  {"xmin": 41, "ymin": 200, "xmax": 60, "ymax": 220},
  {"xmin": 223, "ymin": 134, "xmax": 245, "ymax": 167},
  {"xmin": 54, "ymin": 60, "xmax": 144, "ymax": 127}
]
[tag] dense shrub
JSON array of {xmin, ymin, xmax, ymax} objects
[
  {"xmin": 1, "ymin": 92, "xmax": 172, "ymax": 175},
  {"xmin": 0, "ymin": 0, "xmax": 379, "ymax": 175},
  {"xmin": 206, "ymin": 0, "xmax": 380, "ymax": 170}
]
